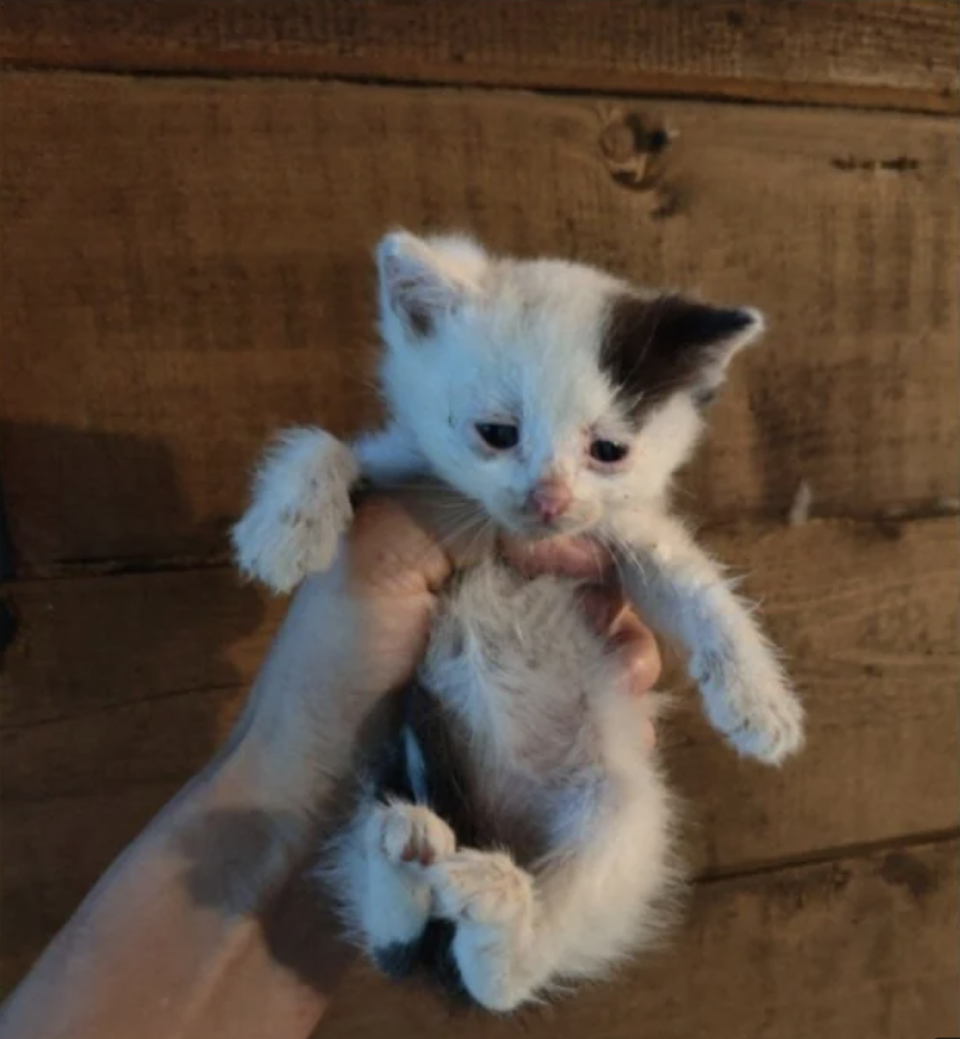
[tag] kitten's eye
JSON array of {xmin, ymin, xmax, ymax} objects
[
  {"xmin": 476, "ymin": 423, "xmax": 520, "ymax": 450},
  {"xmin": 590, "ymin": 439, "xmax": 629, "ymax": 464}
]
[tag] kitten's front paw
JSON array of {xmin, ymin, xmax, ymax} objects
[
  {"xmin": 694, "ymin": 647, "xmax": 804, "ymax": 766},
  {"xmin": 428, "ymin": 850, "xmax": 533, "ymax": 925},
  {"xmin": 232, "ymin": 428, "xmax": 358, "ymax": 593}
]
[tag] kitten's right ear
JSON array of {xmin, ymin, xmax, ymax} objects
[{"xmin": 376, "ymin": 231, "xmax": 483, "ymax": 340}]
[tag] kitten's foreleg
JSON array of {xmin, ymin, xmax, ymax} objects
[
  {"xmin": 613, "ymin": 511, "xmax": 803, "ymax": 765},
  {"xmin": 231, "ymin": 423, "xmax": 424, "ymax": 593}
]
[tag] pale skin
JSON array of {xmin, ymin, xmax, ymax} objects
[{"xmin": 0, "ymin": 497, "xmax": 660, "ymax": 1039}]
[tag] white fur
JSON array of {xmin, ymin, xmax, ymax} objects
[
  {"xmin": 421, "ymin": 562, "xmax": 677, "ymax": 1009},
  {"xmin": 231, "ymin": 428, "xmax": 357, "ymax": 592},
  {"xmin": 613, "ymin": 507, "xmax": 803, "ymax": 763},
  {"xmin": 324, "ymin": 561, "xmax": 678, "ymax": 1011},
  {"xmin": 233, "ymin": 231, "xmax": 804, "ymax": 1010}
]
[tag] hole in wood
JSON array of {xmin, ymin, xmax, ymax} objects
[{"xmin": 599, "ymin": 110, "xmax": 675, "ymax": 192}]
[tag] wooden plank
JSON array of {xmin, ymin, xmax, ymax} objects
[
  {"xmin": 318, "ymin": 840, "xmax": 960, "ymax": 1039},
  {"xmin": 0, "ymin": 569, "xmax": 283, "ymax": 728},
  {"xmin": 2, "ymin": 821, "xmax": 955, "ymax": 1034},
  {"xmin": 1, "ymin": 74, "xmax": 956, "ymax": 569},
  {"xmin": 3, "ymin": 518, "xmax": 956, "ymax": 869},
  {"xmin": 1, "ymin": 684, "xmax": 244, "ymax": 803},
  {"xmin": 0, "ymin": 1, "xmax": 956, "ymax": 114},
  {"xmin": 2, "ymin": 521, "xmax": 957, "ymax": 1012},
  {"xmin": 0, "ymin": 786, "xmax": 178, "ymax": 996}
]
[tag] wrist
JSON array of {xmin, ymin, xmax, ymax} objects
[{"xmin": 218, "ymin": 578, "xmax": 382, "ymax": 812}]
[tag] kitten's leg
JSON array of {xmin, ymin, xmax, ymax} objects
[
  {"xmin": 231, "ymin": 423, "xmax": 424, "ymax": 592},
  {"xmin": 353, "ymin": 801, "xmax": 456, "ymax": 976},
  {"xmin": 353, "ymin": 426, "xmax": 427, "ymax": 485},
  {"xmin": 612, "ymin": 510, "xmax": 803, "ymax": 764},
  {"xmin": 427, "ymin": 849, "xmax": 547, "ymax": 1012}
]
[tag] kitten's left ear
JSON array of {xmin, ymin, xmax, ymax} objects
[
  {"xmin": 658, "ymin": 296, "xmax": 765, "ymax": 382},
  {"xmin": 376, "ymin": 231, "xmax": 485, "ymax": 341},
  {"xmin": 603, "ymin": 293, "xmax": 765, "ymax": 408}
]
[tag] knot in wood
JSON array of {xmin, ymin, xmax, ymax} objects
[{"xmin": 599, "ymin": 111, "xmax": 673, "ymax": 192}]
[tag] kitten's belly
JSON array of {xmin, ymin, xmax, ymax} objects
[{"xmin": 419, "ymin": 557, "xmax": 654, "ymax": 846}]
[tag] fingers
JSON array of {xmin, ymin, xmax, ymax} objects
[
  {"xmin": 578, "ymin": 585, "xmax": 628, "ymax": 633},
  {"xmin": 579, "ymin": 587, "xmax": 662, "ymax": 695},
  {"xmin": 501, "ymin": 535, "xmax": 610, "ymax": 581},
  {"xmin": 612, "ymin": 613, "xmax": 663, "ymax": 698},
  {"xmin": 579, "ymin": 586, "xmax": 660, "ymax": 750},
  {"xmin": 502, "ymin": 535, "xmax": 659, "ymax": 751},
  {"xmin": 348, "ymin": 497, "xmax": 453, "ymax": 595},
  {"xmin": 352, "ymin": 509, "xmax": 610, "ymax": 593},
  {"xmin": 348, "ymin": 499, "xmax": 658, "ymax": 747}
]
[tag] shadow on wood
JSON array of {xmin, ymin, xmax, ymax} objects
[{"xmin": 0, "ymin": 422, "xmax": 270, "ymax": 992}]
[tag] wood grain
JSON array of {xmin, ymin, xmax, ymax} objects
[
  {"xmin": 1, "ymin": 73, "xmax": 956, "ymax": 570},
  {"xmin": 0, "ymin": 569, "xmax": 281, "ymax": 728},
  {"xmin": 1, "ymin": 787, "xmax": 178, "ymax": 995},
  {"xmin": 317, "ymin": 839, "xmax": 959, "ymax": 1039},
  {"xmin": 3, "ymin": 519, "xmax": 955, "ymax": 937},
  {"xmin": 2, "ymin": 3, "xmax": 956, "ymax": 1027},
  {"xmin": 3, "ymin": 817, "xmax": 955, "ymax": 1033},
  {"xmin": 2, "ymin": 513, "xmax": 956, "ymax": 1008},
  {"xmin": 0, "ymin": 1, "xmax": 956, "ymax": 114}
]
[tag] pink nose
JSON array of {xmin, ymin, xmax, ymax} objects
[{"xmin": 528, "ymin": 479, "xmax": 573, "ymax": 522}]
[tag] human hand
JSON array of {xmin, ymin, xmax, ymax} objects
[
  {"xmin": 325, "ymin": 499, "xmax": 661, "ymax": 707},
  {"xmin": 241, "ymin": 496, "xmax": 660, "ymax": 807}
]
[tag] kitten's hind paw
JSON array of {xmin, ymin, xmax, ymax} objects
[
  {"xmin": 232, "ymin": 428, "xmax": 358, "ymax": 593},
  {"xmin": 695, "ymin": 648, "xmax": 805, "ymax": 766},
  {"xmin": 371, "ymin": 803, "xmax": 456, "ymax": 869},
  {"xmin": 428, "ymin": 850, "xmax": 533, "ymax": 925}
]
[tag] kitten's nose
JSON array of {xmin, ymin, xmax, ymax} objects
[{"xmin": 528, "ymin": 479, "xmax": 573, "ymax": 522}]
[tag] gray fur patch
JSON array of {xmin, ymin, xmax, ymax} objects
[{"xmin": 601, "ymin": 293, "xmax": 756, "ymax": 419}]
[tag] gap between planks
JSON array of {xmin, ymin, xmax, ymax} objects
[
  {"xmin": 0, "ymin": 61, "xmax": 953, "ymax": 119},
  {"xmin": 697, "ymin": 825, "xmax": 960, "ymax": 885},
  {"xmin": 3, "ymin": 511, "xmax": 955, "ymax": 584},
  {"xmin": 1, "ymin": 0, "xmax": 956, "ymax": 114}
]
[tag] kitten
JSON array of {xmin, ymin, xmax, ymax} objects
[{"xmin": 232, "ymin": 232, "xmax": 804, "ymax": 1011}]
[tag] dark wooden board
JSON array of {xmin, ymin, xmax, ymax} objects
[
  {"xmin": 316, "ymin": 838, "xmax": 959, "ymax": 1039},
  {"xmin": 4, "ymin": 823, "xmax": 954, "ymax": 1036},
  {"xmin": 1, "ymin": 1, "xmax": 956, "ymax": 113},
  {"xmin": 2, "ymin": 73, "xmax": 956, "ymax": 569},
  {"xmin": 3, "ymin": 517, "xmax": 956, "ymax": 997}
]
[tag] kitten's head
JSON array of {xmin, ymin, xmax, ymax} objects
[{"xmin": 376, "ymin": 231, "xmax": 763, "ymax": 538}]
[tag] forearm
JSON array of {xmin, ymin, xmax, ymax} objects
[
  {"xmin": 0, "ymin": 579, "xmax": 373, "ymax": 1039},
  {"xmin": 0, "ymin": 751, "xmax": 342, "ymax": 1039},
  {"xmin": 0, "ymin": 493, "xmax": 452, "ymax": 1039}
]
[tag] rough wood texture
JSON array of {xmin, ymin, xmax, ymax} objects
[
  {"xmin": 1, "ymin": 787, "xmax": 179, "ymax": 995},
  {"xmin": 0, "ymin": 1, "xmax": 956, "ymax": 114},
  {"xmin": 317, "ymin": 839, "xmax": 959, "ymax": 1039},
  {"xmin": 3, "ymin": 517, "xmax": 956, "ymax": 995},
  {"xmin": 2, "ymin": 73, "xmax": 956, "ymax": 570},
  {"xmin": 0, "ymin": 569, "xmax": 281, "ymax": 729},
  {"xmin": 1, "ymin": 15, "xmax": 956, "ymax": 1026},
  {"xmin": 4, "ymin": 813, "xmax": 953, "ymax": 1034}
]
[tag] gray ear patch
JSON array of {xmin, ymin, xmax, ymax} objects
[{"xmin": 600, "ymin": 293, "xmax": 762, "ymax": 418}]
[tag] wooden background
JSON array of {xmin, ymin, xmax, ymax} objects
[{"xmin": 1, "ymin": 2, "xmax": 957, "ymax": 1035}]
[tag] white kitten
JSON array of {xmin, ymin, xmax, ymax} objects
[{"xmin": 232, "ymin": 232, "xmax": 804, "ymax": 1011}]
